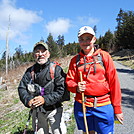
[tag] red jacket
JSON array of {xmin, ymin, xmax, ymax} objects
[{"xmin": 66, "ymin": 49, "xmax": 122, "ymax": 114}]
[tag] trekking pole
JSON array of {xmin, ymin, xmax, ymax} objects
[
  {"xmin": 79, "ymin": 71, "xmax": 89, "ymax": 134},
  {"xmin": 35, "ymin": 107, "xmax": 39, "ymax": 134},
  {"xmin": 23, "ymin": 109, "xmax": 33, "ymax": 134}
]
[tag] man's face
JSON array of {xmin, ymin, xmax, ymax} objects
[
  {"xmin": 34, "ymin": 45, "xmax": 50, "ymax": 65},
  {"xmin": 78, "ymin": 33, "xmax": 96, "ymax": 52}
]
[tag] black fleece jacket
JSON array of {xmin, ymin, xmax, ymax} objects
[{"xmin": 18, "ymin": 60, "xmax": 65, "ymax": 108}]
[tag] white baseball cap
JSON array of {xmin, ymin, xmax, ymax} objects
[{"xmin": 78, "ymin": 26, "xmax": 95, "ymax": 37}]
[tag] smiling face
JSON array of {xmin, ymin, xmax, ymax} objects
[
  {"xmin": 78, "ymin": 33, "xmax": 96, "ymax": 54},
  {"xmin": 34, "ymin": 45, "xmax": 50, "ymax": 65}
]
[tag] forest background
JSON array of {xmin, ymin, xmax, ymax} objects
[{"xmin": 0, "ymin": 9, "xmax": 134, "ymax": 72}]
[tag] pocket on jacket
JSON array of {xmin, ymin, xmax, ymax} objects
[{"xmin": 85, "ymin": 82, "xmax": 110, "ymax": 96}]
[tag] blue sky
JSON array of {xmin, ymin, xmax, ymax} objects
[{"xmin": 0, "ymin": 0, "xmax": 134, "ymax": 58}]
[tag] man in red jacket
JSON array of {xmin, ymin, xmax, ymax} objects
[{"xmin": 66, "ymin": 26, "xmax": 123, "ymax": 134}]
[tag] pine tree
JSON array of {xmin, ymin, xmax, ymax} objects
[
  {"xmin": 56, "ymin": 35, "xmax": 65, "ymax": 57},
  {"xmin": 116, "ymin": 9, "xmax": 134, "ymax": 49},
  {"xmin": 46, "ymin": 33, "xmax": 59, "ymax": 58}
]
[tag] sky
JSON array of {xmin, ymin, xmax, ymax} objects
[{"xmin": 0, "ymin": 0, "xmax": 134, "ymax": 58}]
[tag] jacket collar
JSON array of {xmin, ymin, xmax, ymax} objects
[{"xmin": 34, "ymin": 59, "xmax": 50, "ymax": 72}]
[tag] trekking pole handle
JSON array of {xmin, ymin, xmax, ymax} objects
[
  {"xmin": 79, "ymin": 71, "xmax": 85, "ymax": 103},
  {"xmin": 79, "ymin": 71, "xmax": 89, "ymax": 134}
]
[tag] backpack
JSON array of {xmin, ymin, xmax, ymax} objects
[
  {"xmin": 31, "ymin": 61, "xmax": 70, "ymax": 102},
  {"xmin": 49, "ymin": 62, "xmax": 70, "ymax": 102}
]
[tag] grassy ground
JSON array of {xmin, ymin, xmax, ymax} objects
[{"xmin": 0, "ymin": 93, "xmax": 75, "ymax": 134}]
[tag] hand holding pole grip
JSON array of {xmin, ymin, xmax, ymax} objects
[{"xmin": 79, "ymin": 71, "xmax": 89, "ymax": 134}]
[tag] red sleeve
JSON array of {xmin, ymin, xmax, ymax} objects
[
  {"xmin": 102, "ymin": 51, "xmax": 122, "ymax": 114},
  {"xmin": 66, "ymin": 56, "xmax": 78, "ymax": 93}
]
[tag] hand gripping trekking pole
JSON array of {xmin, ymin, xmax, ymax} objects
[{"xmin": 79, "ymin": 71, "xmax": 89, "ymax": 134}]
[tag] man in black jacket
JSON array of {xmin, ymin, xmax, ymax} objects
[{"xmin": 18, "ymin": 41, "xmax": 67, "ymax": 134}]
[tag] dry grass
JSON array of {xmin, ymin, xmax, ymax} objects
[
  {"xmin": 112, "ymin": 49, "xmax": 134, "ymax": 69},
  {"xmin": 51, "ymin": 55, "xmax": 73, "ymax": 68}
]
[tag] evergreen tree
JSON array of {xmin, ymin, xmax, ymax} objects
[
  {"xmin": 14, "ymin": 45, "xmax": 23, "ymax": 58},
  {"xmin": 116, "ymin": 9, "xmax": 134, "ymax": 49},
  {"xmin": 1, "ymin": 51, "xmax": 6, "ymax": 59},
  {"xmin": 93, "ymin": 25, "xmax": 97, "ymax": 35},
  {"xmin": 97, "ymin": 30, "xmax": 114, "ymax": 51},
  {"xmin": 46, "ymin": 33, "xmax": 59, "ymax": 58},
  {"xmin": 57, "ymin": 35, "xmax": 64, "ymax": 47},
  {"xmin": 56, "ymin": 35, "xmax": 65, "ymax": 57},
  {"xmin": 63, "ymin": 42, "xmax": 80, "ymax": 55},
  {"xmin": 97, "ymin": 35, "xmax": 103, "ymax": 48},
  {"xmin": 103, "ymin": 30, "xmax": 114, "ymax": 51}
]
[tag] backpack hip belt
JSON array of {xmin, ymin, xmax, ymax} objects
[{"xmin": 84, "ymin": 93, "xmax": 108, "ymax": 108}]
